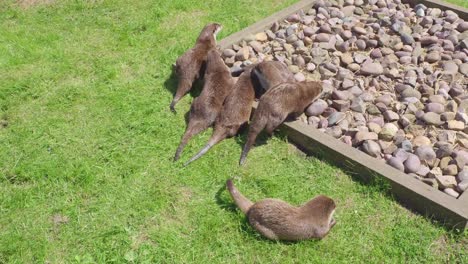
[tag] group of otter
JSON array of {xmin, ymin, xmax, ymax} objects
[{"xmin": 170, "ymin": 23, "xmax": 336, "ymax": 241}]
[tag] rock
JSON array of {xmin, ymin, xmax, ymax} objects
[
  {"xmin": 379, "ymin": 123, "xmax": 398, "ymax": 141},
  {"xmin": 457, "ymin": 170, "xmax": 468, "ymax": 182},
  {"xmin": 460, "ymin": 63, "xmax": 468, "ymax": 76},
  {"xmin": 223, "ymin": 49, "xmax": 236, "ymax": 57},
  {"xmin": 401, "ymin": 140, "xmax": 413, "ymax": 152},
  {"xmin": 328, "ymin": 112, "xmax": 346, "ymax": 126},
  {"xmin": 458, "ymin": 180, "xmax": 468, "ymax": 192},
  {"xmin": 235, "ymin": 47, "xmax": 249, "ymax": 61},
  {"xmin": 305, "ymin": 99, "xmax": 328, "ymax": 116},
  {"xmin": 362, "ymin": 140, "xmax": 381, "ymax": 158},
  {"xmin": 315, "ymin": 33, "xmax": 330, "ymax": 42},
  {"xmin": 404, "ymin": 154, "xmax": 421, "ymax": 173},
  {"xmin": 255, "ymin": 32, "xmax": 268, "ymax": 42},
  {"xmin": 443, "ymin": 188, "xmax": 460, "ymax": 198},
  {"xmin": 306, "ymin": 63, "xmax": 316, "ymax": 72},
  {"xmin": 415, "ymin": 145, "xmax": 436, "ymax": 162},
  {"xmin": 425, "ymin": 51, "xmax": 441, "ymax": 63},
  {"xmin": 401, "ymin": 88, "xmax": 421, "ymax": 99},
  {"xmin": 413, "ymin": 136, "xmax": 431, "ymax": 148},
  {"xmin": 443, "ymin": 164, "xmax": 458, "ymax": 176},
  {"xmin": 442, "ymin": 61, "xmax": 459, "ymax": 75},
  {"xmin": 352, "ymin": 26, "xmax": 367, "ymax": 35},
  {"xmin": 425, "ymin": 103, "xmax": 445, "ymax": 114},
  {"xmin": 354, "ymin": 131, "xmax": 378, "ymax": 145},
  {"xmin": 447, "ymin": 120, "xmax": 464, "ymax": 131},
  {"xmin": 422, "ymin": 112, "xmax": 443, "ymax": 126},
  {"xmin": 294, "ymin": 72, "xmax": 306, "ymax": 82},
  {"xmin": 332, "ymin": 100, "xmax": 350, "ymax": 112},
  {"xmin": 387, "ymin": 157, "xmax": 405, "ymax": 171},
  {"xmin": 416, "ymin": 165, "xmax": 430, "ymax": 177},
  {"xmin": 383, "ymin": 111, "xmax": 399, "ymax": 122},
  {"xmin": 368, "ymin": 123, "xmax": 382, "ymax": 134},
  {"xmin": 435, "ymin": 175, "xmax": 457, "ymax": 188},
  {"xmin": 436, "ymin": 143, "xmax": 454, "ymax": 158},
  {"xmin": 360, "ymin": 62, "xmax": 384, "ymax": 76}
]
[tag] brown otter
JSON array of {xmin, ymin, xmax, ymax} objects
[
  {"xmin": 183, "ymin": 65, "xmax": 256, "ymax": 166},
  {"xmin": 251, "ymin": 60, "xmax": 295, "ymax": 98},
  {"xmin": 239, "ymin": 81, "xmax": 323, "ymax": 165},
  {"xmin": 183, "ymin": 61, "xmax": 296, "ymax": 166},
  {"xmin": 170, "ymin": 23, "xmax": 222, "ymax": 112},
  {"xmin": 173, "ymin": 49, "xmax": 234, "ymax": 161},
  {"xmin": 226, "ymin": 179, "xmax": 336, "ymax": 241}
]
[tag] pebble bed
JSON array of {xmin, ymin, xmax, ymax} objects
[{"xmin": 221, "ymin": 0, "xmax": 468, "ymax": 198}]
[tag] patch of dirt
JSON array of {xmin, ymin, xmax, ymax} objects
[
  {"xmin": 17, "ymin": 0, "xmax": 55, "ymax": 8},
  {"xmin": 51, "ymin": 214, "xmax": 69, "ymax": 225}
]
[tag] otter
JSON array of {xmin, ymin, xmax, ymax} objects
[
  {"xmin": 170, "ymin": 23, "xmax": 222, "ymax": 112},
  {"xmin": 239, "ymin": 81, "xmax": 323, "ymax": 165},
  {"xmin": 183, "ymin": 61, "xmax": 296, "ymax": 166},
  {"xmin": 226, "ymin": 179, "xmax": 336, "ymax": 241},
  {"xmin": 251, "ymin": 60, "xmax": 295, "ymax": 98},
  {"xmin": 173, "ymin": 49, "xmax": 234, "ymax": 161},
  {"xmin": 183, "ymin": 65, "xmax": 256, "ymax": 166}
]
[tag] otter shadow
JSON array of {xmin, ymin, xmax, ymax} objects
[{"xmin": 215, "ymin": 184, "xmax": 313, "ymax": 245}]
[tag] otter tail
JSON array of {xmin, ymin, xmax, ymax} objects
[
  {"xmin": 226, "ymin": 179, "xmax": 253, "ymax": 215},
  {"xmin": 239, "ymin": 114, "xmax": 266, "ymax": 166},
  {"xmin": 184, "ymin": 133, "xmax": 224, "ymax": 166}
]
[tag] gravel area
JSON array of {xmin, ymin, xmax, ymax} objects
[{"xmin": 221, "ymin": 0, "xmax": 468, "ymax": 198}]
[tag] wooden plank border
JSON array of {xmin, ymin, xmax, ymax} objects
[{"xmin": 218, "ymin": 0, "xmax": 468, "ymax": 230}]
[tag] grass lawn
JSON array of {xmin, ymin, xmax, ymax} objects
[{"xmin": 0, "ymin": 0, "xmax": 467, "ymax": 263}]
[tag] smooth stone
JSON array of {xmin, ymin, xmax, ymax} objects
[
  {"xmin": 457, "ymin": 170, "xmax": 468, "ymax": 182},
  {"xmin": 354, "ymin": 132, "xmax": 378, "ymax": 145},
  {"xmin": 435, "ymin": 175, "xmax": 457, "ymax": 188},
  {"xmin": 360, "ymin": 62, "xmax": 383, "ymax": 76},
  {"xmin": 362, "ymin": 140, "xmax": 381, "ymax": 158},
  {"xmin": 387, "ymin": 157, "xmax": 405, "ymax": 171},
  {"xmin": 306, "ymin": 99, "xmax": 328, "ymax": 116},
  {"xmin": 422, "ymin": 112, "xmax": 443, "ymax": 126},
  {"xmin": 436, "ymin": 143, "xmax": 454, "ymax": 158},
  {"xmin": 425, "ymin": 51, "xmax": 441, "ymax": 63},
  {"xmin": 458, "ymin": 180, "xmax": 468, "ymax": 192},
  {"xmin": 332, "ymin": 100, "xmax": 350, "ymax": 112},
  {"xmin": 393, "ymin": 148, "xmax": 410, "ymax": 161},
  {"xmin": 415, "ymin": 145, "xmax": 436, "ymax": 161},
  {"xmin": 383, "ymin": 111, "xmax": 399, "ymax": 122},
  {"xmin": 368, "ymin": 123, "xmax": 382, "ymax": 134},
  {"xmin": 401, "ymin": 88, "xmax": 422, "ymax": 99},
  {"xmin": 315, "ymin": 33, "xmax": 331, "ymax": 42},
  {"xmin": 443, "ymin": 188, "xmax": 460, "ymax": 198},
  {"xmin": 404, "ymin": 154, "xmax": 421, "ymax": 173},
  {"xmin": 416, "ymin": 165, "xmax": 430, "ymax": 177},
  {"xmin": 379, "ymin": 123, "xmax": 398, "ymax": 141},
  {"xmin": 306, "ymin": 63, "xmax": 316, "ymax": 72},
  {"xmin": 328, "ymin": 112, "xmax": 346, "ymax": 126},
  {"xmin": 447, "ymin": 120, "xmax": 464, "ymax": 131},
  {"xmin": 425, "ymin": 103, "xmax": 445, "ymax": 114},
  {"xmin": 443, "ymin": 164, "xmax": 458, "ymax": 176},
  {"xmin": 401, "ymin": 140, "xmax": 413, "ymax": 152}
]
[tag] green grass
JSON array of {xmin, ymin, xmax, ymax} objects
[
  {"xmin": 445, "ymin": 0, "xmax": 468, "ymax": 8},
  {"xmin": 0, "ymin": 0, "xmax": 467, "ymax": 263}
]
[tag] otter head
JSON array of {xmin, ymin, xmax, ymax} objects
[
  {"xmin": 197, "ymin": 23, "xmax": 223, "ymax": 46},
  {"xmin": 304, "ymin": 195, "xmax": 336, "ymax": 227}
]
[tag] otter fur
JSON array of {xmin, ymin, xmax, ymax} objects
[
  {"xmin": 226, "ymin": 179, "xmax": 336, "ymax": 241},
  {"xmin": 183, "ymin": 65, "xmax": 256, "ymax": 166},
  {"xmin": 239, "ymin": 81, "xmax": 323, "ymax": 165},
  {"xmin": 173, "ymin": 49, "xmax": 234, "ymax": 161},
  {"xmin": 170, "ymin": 23, "xmax": 222, "ymax": 112},
  {"xmin": 251, "ymin": 61, "xmax": 295, "ymax": 98}
]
